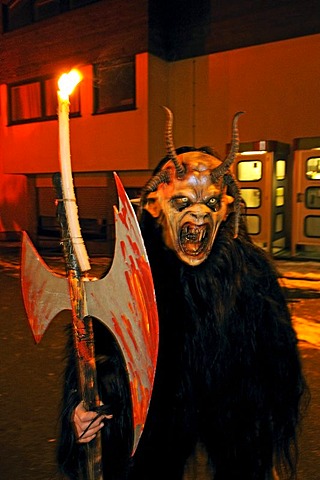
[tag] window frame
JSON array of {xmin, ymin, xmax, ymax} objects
[
  {"xmin": 93, "ymin": 56, "xmax": 136, "ymax": 115},
  {"xmin": 236, "ymin": 159, "xmax": 263, "ymax": 182},
  {"xmin": 305, "ymin": 156, "xmax": 320, "ymax": 180},
  {"xmin": 239, "ymin": 187, "xmax": 261, "ymax": 208},
  {"xmin": 7, "ymin": 75, "xmax": 81, "ymax": 126},
  {"xmin": 2, "ymin": 0, "xmax": 101, "ymax": 32}
]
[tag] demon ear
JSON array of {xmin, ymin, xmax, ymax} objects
[
  {"xmin": 223, "ymin": 194, "xmax": 235, "ymax": 221},
  {"xmin": 225, "ymin": 194, "xmax": 235, "ymax": 206},
  {"xmin": 143, "ymin": 192, "xmax": 162, "ymax": 218}
]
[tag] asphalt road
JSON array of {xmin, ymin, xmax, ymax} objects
[{"xmin": 0, "ymin": 246, "xmax": 319, "ymax": 479}]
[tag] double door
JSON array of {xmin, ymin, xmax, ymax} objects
[
  {"xmin": 233, "ymin": 141, "xmax": 290, "ymax": 255},
  {"xmin": 292, "ymin": 140, "xmax": 320, "ymax": 256}
]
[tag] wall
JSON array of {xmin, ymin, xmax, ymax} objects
[
  {"xmin": 148, "ymin": 55, "xmax": 170, "ymax": 168},
  {"xmin": 2, "ymin": 33, "xmax": 320, "ymax": 237},
  {"xmin": 3, "ymin": 35, "xmax": 320, "ymax": 176},
  {"xmin": 1, "ymin": 56, "xmax": 150, "ymax": 175},
  {"xmin": 168, "ymin": 34, "xmax": 320, "ymax": 157},
  {"xmin": 0, "ymin": 0, "xmax": 148, "ymax": 83},
  {"xmin": 0, "ymin": 53, "xmax": 152, "ymax": 237}
]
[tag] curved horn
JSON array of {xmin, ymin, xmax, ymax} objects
[
  {"xmin": 140, "ymin": 170, "xmax": 171, "ymax": 203},
  {"xmin": 162, "ymin": 106, "xmax": 185, "ymax": 179},
  {"xmin": 138, "ymin": 169, "xmax": 171, "ymax": 219},
  {"xmin": 224, "ymin": 172, "xmax": 242, "ymax": 238},
  {"xmin": 211, "ymin": 111, "xmax": 244, "ymax": 182}
]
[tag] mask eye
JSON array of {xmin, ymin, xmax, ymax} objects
[
  {"xmin": 207, "ymin": 197, "xmax": 220, "ymax": 212},
  {"xmin": 171, "ymin": 196, "xmax": 190, "ymax": 211}
]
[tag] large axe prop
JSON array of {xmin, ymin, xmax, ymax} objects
[{"xmin": 20, "ymin": 70, "xmax": 159, "ymax": 479}]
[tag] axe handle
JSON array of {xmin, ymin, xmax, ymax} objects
[
  {"xmin": 53, "ymin": 173, "xmax": 103, "ymax": 480},
  {"xmin": 69, "ymin": 274, "xmax": 103, "ymax": 480}
]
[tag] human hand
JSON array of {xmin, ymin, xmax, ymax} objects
[{"xmin": 73, "ymin": 401, "xmax": 113, "ymax": 443}]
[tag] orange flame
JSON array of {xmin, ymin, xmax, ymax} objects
[{"xmin": 58, "ymin": 69, "xmax": 82, "ymax": 100}]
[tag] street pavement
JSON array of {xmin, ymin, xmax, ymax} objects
[{"xmin": 0, "ymin": 243, "xmax": 319, "ymax": 479}]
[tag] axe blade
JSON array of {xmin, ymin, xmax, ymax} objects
[
  {"xmin": 20, "ymin": 174, "xmax": 159, "ymax": 454},
  {"xmin": 85, "ymin": 172, "xmax": 159, "ymax": 454},
  {"xmin": 20, "ymin": 231, "xmax": 71, "ymax": 343}
]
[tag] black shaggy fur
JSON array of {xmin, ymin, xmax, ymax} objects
[{"xmin": 58, "ymin": 152, "xmax": 308, "ymax": 480}]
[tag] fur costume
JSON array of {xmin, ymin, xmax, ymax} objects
[{"xmin": 58, "ymin": 112, "xmax": 308, "ymax": 480}]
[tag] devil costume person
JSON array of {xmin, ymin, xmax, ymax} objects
[{"xmin": 58, "ymin": 110, "xmax": 308, "ymax": 479}]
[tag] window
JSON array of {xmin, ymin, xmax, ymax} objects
[
  {"xmin": 8, "ymin": 76, "xmax": 80, "ymax": 125},
  {"xmin": 93, "ymin": 57, "xmax": 136, "ymax": 115},
  {"xmin": 275, "ymin": 187, "xmax": 285, "ymax": 207},
  {"xmin": 2, "ymin": 0, "xmax": 33, "ymax": 31},
  {"xmin": 2, "ymin": 0, "xmax": 101, "ymax": 32},
  {"xmin": 304, "ymin": 216, "xmax": 320, "ymax": 238},
  {"xmin": 244, "ymin": 214, "xmax": 261, "ymax": 235},
  {"xmin": 306, "ymin": 157, "xmax": 320, "ymax": 180},
  {"xmin": 33, "ymin": 0, "xmax": 61, "ymax": 22},
  {"xmin": 9, "ymin": 81, "xmax": 42, "ymax": 122},
  {"xmin": 275, "ymin": 213, "xmax": 284, "ymax": 233},
  {"xmin": 275, "ymin": 160, "xmax": 286, "ymax": 180},
  {"xmin": 240, "ymin": 188, "xmax": 261, "ymax": 208},
  {"xmin": 237, "ymin": 160, "xmax": 262, "ymax": 181},
  {"xmin": 306, "ymin": 187, "xmax": 320, "ymax": 209}
]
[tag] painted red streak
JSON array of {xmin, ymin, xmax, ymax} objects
[
  {"xmin": 112, "ymin": 313, "xmax": 134, "ymax": 365},
  {"xmin": 21, "ymin": 232, "xmax": 71, "ymax": 343},
  {"xmin": 125, "ymin": 267, "xmax": 157, "ymax": 373},
  {"xmin": 120, "ymin": 262, "xmax": 158, "ymax": 429},
  {"xmin": 111, "ymin": 312, "xmax": 147, "ymax": 427},
  {"xmin": 131, "ymin": 376, "xmax": 149, "ymax": 428},
  {"xmin": 117, "ymin": 186, "xmax": 130, "ymax": 230},
  {"xmin": 23, "ymin": 275, "xmax": 56, "ymax": 342},
  {"xmin": 120, "ymin": 239, "xmax": 127, "ymax": 261},
  {"xmin": 126, "ymin": 231, "xmax": 143, "ymax": 258},
  {"xmin": 112, "ymin": 259, "xmax": 157, "ymax": 430},
  {"xmin": 136, "ymin": 260, "xmax": 158, "ymax": 364},
  {"xmin": 122, "ymin": 302, "xmax": 139, "ymax": 352}
]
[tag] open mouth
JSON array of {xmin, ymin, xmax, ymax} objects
[{"xmin": 180, "ymin": 223, "xmax": 209, "ymax": 255}]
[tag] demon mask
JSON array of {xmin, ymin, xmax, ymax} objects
[{"xmin": 140, "ymin": 108, "xmax": 243, "ymax": 267}]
